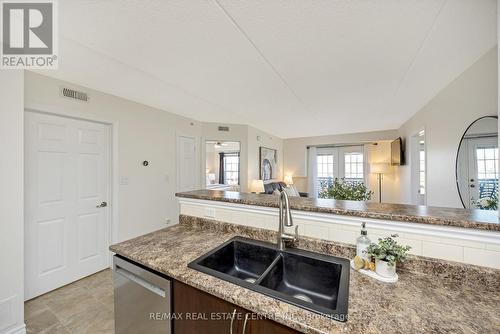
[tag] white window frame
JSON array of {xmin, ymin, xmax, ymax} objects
[
  {"xmin": 341, "ymin": 147, "xmax": 366, "ymax": 183},
  {"xmin": 223, "ymin": 152, "xmax": 240, "ymax": 185},
  {"xmin": 315, "ymin": 146, "xmax": 367, "ymax": 196}
]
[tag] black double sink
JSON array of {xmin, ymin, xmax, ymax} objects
[{"xmin": 188, "ymin": 237, "xmax": 349, "ymax": 321}]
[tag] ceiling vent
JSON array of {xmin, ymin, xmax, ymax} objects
[
  {"xmin": 218, "ymin": 126, "xmax": 229, "ymax": 132},
  {"xmin": 60, "ymin": 87, "xmax": 89, "ymax": 102}
]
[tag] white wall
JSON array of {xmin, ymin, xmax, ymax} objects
[
  {"xmin": 0, "ymin": 72, "xmax": 25, "ymax": 333},
  {"xmin": 397, "ymin": 47, "xmax": 498, "ymax": 207},
  {"xmin": 205, "ymin": 143, "xmax": 218, "ymax": 181},
  {"xmin": 24, "ymin": 72, "xmax": 201, "ymax": 242}
]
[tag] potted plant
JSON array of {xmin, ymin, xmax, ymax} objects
[
  {"xmin": 319, "ymin": 177, "xmax": 374, "ymax": 201},
  {"xmin": 365, "ymin": 234, "xmax": 411, "ymax": 278},
  {"xmin": 473, "ymin": 193, "xmax": 498, "ymax": 210}
]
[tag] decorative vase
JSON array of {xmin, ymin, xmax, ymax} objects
[{"xmin": 375, "ymin": 259, "xmax": 396, "ymax": 278}]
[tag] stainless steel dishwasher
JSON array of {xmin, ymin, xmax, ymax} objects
[{"xmin": 113, "ymin": 255, "xmax": 172, "ymax": 334}]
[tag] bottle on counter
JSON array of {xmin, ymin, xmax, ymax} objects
[{"xmin": 356, "ymin": 222, "xmax": 371, "ymax": 261}]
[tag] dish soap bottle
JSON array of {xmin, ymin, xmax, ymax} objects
[{"xmin": 356, "ymin": 222, "xmax": 371, "ymax": 261}]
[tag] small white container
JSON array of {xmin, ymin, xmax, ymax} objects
[{"xmin": 375, "ymin": 259, "xmax": 396, "ymax": 278}]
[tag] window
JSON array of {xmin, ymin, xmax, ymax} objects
[
  {"xmin": 476, "ymin": 147, "xmax": 498, "ymax": 199},
  {"xmin": 344, "ymin": 152, "xmax": 364, "ymax": 181},
  {"xmin": 315, "ymin": 146, "xmax": 366, "ymax": 197},
  {"xmin": 223, "ymin": 153, "xmax": 239, "ymax": 185},
  {"xmin": 419, "ymin": 149, "xmax": 426, "ymax": 195},
  {"xmin": 317, "ymin": 154, "xmax": 334, "ymax": 195},
  {"xmin": 317, "ymin": 154, "xmax": 334, "ymax": 178}
]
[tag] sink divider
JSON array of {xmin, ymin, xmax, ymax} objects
[{"xmin": 254, "ymin": 254, "xmax": 283, "ymax": 285}]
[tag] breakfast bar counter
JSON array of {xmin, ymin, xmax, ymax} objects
[{"xmin": 176, "ymin": 190, "xmax": 500, "ymax": 231}]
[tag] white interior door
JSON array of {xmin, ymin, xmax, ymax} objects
[
  {"xmin": 411, "ymin": 131, "xmax": 426, "ymax": 205},
  {"xmin": 466, "ymin": 137, "xmax": 498, "ymax": 207},
  {"xmin": 177, "ymin": 136, "xmax": 197, "ymax": 192},
  {"xmin": 25, "ymin": 111, "xmax": 110, "ymax": 300}
]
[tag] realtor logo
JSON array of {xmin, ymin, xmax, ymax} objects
[{"xmin": 1, "ymin": 0, "xmax": 58, "ymax": 69}]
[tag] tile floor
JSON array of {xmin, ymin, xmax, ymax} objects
[{"xmin": 25, "ymin": 269, "xmax": 114, "ymax": 334}]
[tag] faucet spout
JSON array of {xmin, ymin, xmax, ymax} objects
[
  {"xmin": 278, "ymin": 190, "xmax": 298, "ymax": 250},
  {"xmin": 280, "ymin": 190, "xmax": 293, "ymax": 227}
]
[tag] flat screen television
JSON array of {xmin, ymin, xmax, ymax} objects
[{"xmin": 391, "ymin": 137, "xmax": 405, "ymax": 165}]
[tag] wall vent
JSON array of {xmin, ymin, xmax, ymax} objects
[
  {"xmin": 60, "ymin": 87, "xmax": 89, "ymax": 102},
  {"xmin": 218, "ymin": 126, "xmax": 229, "ymax": 132}
]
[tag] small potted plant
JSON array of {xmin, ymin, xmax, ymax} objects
[{"xmin": 365, "ymin": 234, "xmax": 411, "ymax": 278}]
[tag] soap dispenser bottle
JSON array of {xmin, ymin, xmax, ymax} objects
[{"xmin": 356, "ymin": 222, "xmax": 371, "ymax": 261}]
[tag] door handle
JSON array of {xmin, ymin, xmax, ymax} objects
[
  {"xmin": 242, "ymin": 313, "xmax": 250, "ymax": 334},
  {"xmin": 115, "ymin": 267, "xmax": 166, "ymax": 297},
  {"xmin": 96, "ymin": 201, "xmax": 108, "ymax": 208},
  {"xmin": 229, "ymin": 309, "xmax": 237, "ymax": 334}
]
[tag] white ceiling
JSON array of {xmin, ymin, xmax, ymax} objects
[{"xmin": 36, "ymin": 0, "xmax": 497, "ymax": 138}]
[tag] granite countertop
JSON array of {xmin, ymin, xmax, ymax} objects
[
  {"xmin": 176, "ymin": 189, "xmax": 500, "ymax": 231},
  {"xmin": 110, "ymin": 217, "xmax": 500, "ymax": 334}
]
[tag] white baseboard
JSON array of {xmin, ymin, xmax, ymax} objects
[{"xmin": 1, "ymin": 324, "xmax": 26, "ymax": 334}]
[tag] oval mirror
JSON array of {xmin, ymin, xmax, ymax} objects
[{"xmin": 456, "ymin": 116, "xmax": 498, "ymax": 210}]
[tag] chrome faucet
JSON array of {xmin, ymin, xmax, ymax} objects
[{"xmin": 277, "ymin": 190, "xmax": 298, "ymax": 250}]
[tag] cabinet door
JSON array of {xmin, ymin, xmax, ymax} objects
[
  {"xmin": 173, "ymin": 281, "xmax": 244, "ymax": 334},
  {"xmin": 243, "ymin": 312, "xmax": 300, "ymax": 334}
]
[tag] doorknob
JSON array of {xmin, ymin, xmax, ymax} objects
[{"xmin": 96, "ymin": 201, "xmax": 108, "ymax": 208}]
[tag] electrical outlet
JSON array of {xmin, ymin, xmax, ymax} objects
[{"xmin": 165, "ymin": 218, "xmax": 172, "ymax": 225}]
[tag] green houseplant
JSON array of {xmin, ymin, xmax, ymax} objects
[
  {"xmin": 319, "ymin": 177, "xmax": 373, "ymax": 201},
  {"xmin": 365, "ymin": 234, "xmax": 411, "ymax": 278},
  {"xmin": 474, "ymin": 192, "xmax": 498, "ymax": 210}
]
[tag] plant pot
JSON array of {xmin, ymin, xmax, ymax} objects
[{"xmin": 375, "ymin": 259, "xmax": 396, "ymax": 278}]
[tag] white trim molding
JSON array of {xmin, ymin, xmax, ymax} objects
[
  {"xmin": 0, "ymin": 295, "xmax": 25, "ymax": 334},
  {"xmin": 179, "ymin": 198, "xmax": 500, "ymax": 268},
  {"xmin": 1, "ymin": 324, "xmax": 26, "ymax": 334}
]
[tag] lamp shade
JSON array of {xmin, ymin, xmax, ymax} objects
[
  {"xmin": 284, "ymin": 175, "xmax": 294, "ymax": 185},
  {"xmin": 370, "ymin": 163, "xmax": 391, "ymax": 174},
  {"xmin": 250, "ymin": 180, "xmax": 265, "ymax": 193}
]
